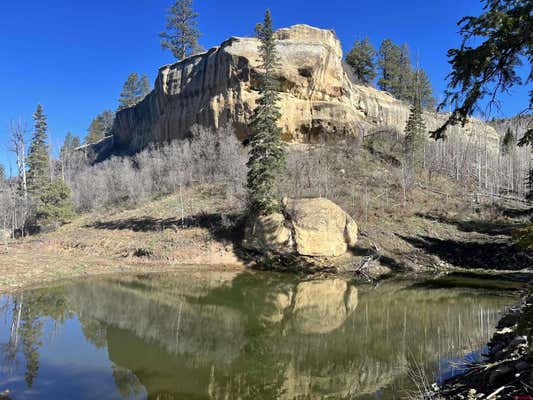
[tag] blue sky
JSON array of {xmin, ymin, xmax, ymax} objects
[{"xmin": 0, "ymin": 0, "xmax": 529, "ymax": 170}]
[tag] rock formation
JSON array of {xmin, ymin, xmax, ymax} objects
[
  {"xmin": 243, "ymin": 197, "xmax": 358, "ymax": 257},
  {"xmin": 111, "ymin": 24, "xmax": 500, "ymax": 155}
]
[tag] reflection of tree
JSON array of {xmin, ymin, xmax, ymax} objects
[
  {"xmin": 20, "ymin": 300, "xmax": 43, "ymax": 389},
  {"xmin": 2, "ymin": 287, "xmax": 72, "ymax": 390},
  {"xmin": 79, "ymin": 317, "xmax": 107, "ymax": 349},
  {"xmin": 3, "ymin": 294, "xmax": 23, "ymax": 373},
  {"xmin": 111, "ymin": 365, "xmax": 143, "ymax": 398}
]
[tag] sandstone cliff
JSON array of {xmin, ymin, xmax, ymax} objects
[{"xmin": 112, "ymin": 24, "xmax": 500, "ymax": 154}]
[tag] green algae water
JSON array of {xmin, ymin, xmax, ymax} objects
[{"xmin": 0, "ymin": 271, "xmax": 520, "ymax": 399}]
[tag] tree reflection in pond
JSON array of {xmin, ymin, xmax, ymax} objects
[{"xmin": 0, "ymin": 271, "xmax": 519, "ymax": 399}]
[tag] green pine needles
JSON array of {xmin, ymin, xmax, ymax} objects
[
  {"xmin": 246, "ymin": 10, "xmax": 287, "ymax": 216},
  {"xmin": 404, "ymin": 70, "xmax": 427, "ymax": 170},
  {"xmin": 27, "ymin": 104, "xmax": 51, "ymax": 197}
]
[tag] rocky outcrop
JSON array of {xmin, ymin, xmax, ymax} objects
[
  {"xmin": 286, "ymin": 198, "xmax": 358, "ymax": 257},
  {"xmin": 242, "ymin": 213, "xmax": 293, "ymax": 253},
  {"xmin": 243, "ymin": 198, "xmax": 358, "ymax": 257},
  {"xmin": 112, "ymin": 24, "xmax": 500, "ymax": 155}
]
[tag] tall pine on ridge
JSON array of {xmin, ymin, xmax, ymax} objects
[
  {"xmin": 160, "ymin": 0, "xmax": 202, "ymax": 60},
  {"xmin": 118, "ymin": 73, "xmax": 151, "ymax": 110},
  {"xmin": 246, "ymin": 10, "xmax": 286, "ymax": 215},
  {"xmin": 345, "ymin": 38, "xmax": 376, "ymax": 84},
  {"xmin": 27, "ymin": 104, "xmax": 51, "ymax": 197}
]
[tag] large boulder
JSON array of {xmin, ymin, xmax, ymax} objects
[
  {"xmin": 243, "ymin": 198, "xmax": 357, "ymax": 257},
  {"xmin": 110, "ymin": 25, "xmax": 500, "ymax": 155},
  {"xmin": 242, "ymin": 212, "xmax": 293, "ymax": 254},
  {"xmin": 286, "ymin": 198, "xmax": 358, "ymax": 257}
]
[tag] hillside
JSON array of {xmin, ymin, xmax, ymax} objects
[{"xmin": 1, "ymin": 142, "xmax": 531, "ymax": 293}]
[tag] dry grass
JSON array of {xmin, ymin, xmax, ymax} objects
[{"xmin": 0, "ymin": 144, "xmax": 530, "ymax": 294}]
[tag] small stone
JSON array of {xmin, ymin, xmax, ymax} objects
[
  {"xmin": 498, "ymin": 312, "xmax": 520, "ymax": 328},
  {"xmin": 488, "ymin": 365, "xmax": 513, "ymax": 386},
  {"xmin": 509, "ymin": 336, "xmax": 527, "ymax": 347}
]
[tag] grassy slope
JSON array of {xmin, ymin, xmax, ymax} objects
[{"xmin": 0, "ymin": 145, "xmax": 531, "ymax": 293}]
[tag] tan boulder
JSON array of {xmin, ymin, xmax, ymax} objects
[
  {"xmin": 242, "ymin": 213, "xmax": 293, "ymax": 253},
  {"xmin": 285, "ymin": 198, "xmax": 358, "ymax": 257}
]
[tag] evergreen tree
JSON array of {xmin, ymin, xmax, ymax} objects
[
  {"xmin": 404, "ymin": 70, "xmax": 427, "ymax": 170},
  {"xmin": 60, "ymin": 132, "xmax": 79, "ymax": 158},
  {"xmin": 417, "ymin": 68, "xmax": 436, "ymax": 110},
  {"xmin": 85, "ymin": 110, "xmax": 115, "ymax": 144},
  {"xmin": 140, "ymin": 74, "xmax": 151, "ymax": 97},
  {"xmin": 398, "ymin": 44, "xmax": 414, "ymax": 102},
  {"xmin": 118, "ymin": 74, "xmax": 151, "ymax": 110},
  {"xmin": 86, "ymin": 118, "xmax": 105, "ymax": 144},
  {"xmin": 27, "ymin": 104, "xmax": 50, "ymax": 196},
  {"xmin": 377, "ymin": 39, "xmax": 402, "ymax": 95},
  {"xmin": 501, "ymin": 127, "xmax": 516, "ymax": 155},
  {"xmin": 345, "ymin": 37, "xmax": 376, "ymax": 84},
  {"xmin": 246, "ymin": 10, "xmax": 287, "ymax": 215},
  {"xmin": 35, "ymin": 180, "xmax": 75, "ymax": 224},
  {"xmin": 432, "ymin": 0, "xmax": 532, "ymax": 140},
  {"xmin": 160, "ymin": 0, "xmax": 201, "ymax": 60}
]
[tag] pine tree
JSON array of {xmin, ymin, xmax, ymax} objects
[
  {"xmin": 35, "ymin": 180, "xmax": 75, "ymax": 224},
  {"xmin": 85, "ymin": 110, "xmax": 114, "ymax": 144},
  {"xmin": 432, "ymin": 0, "xmax": 532, "ymax": 140},
  {"xmin": 60, "ymin": 132, "xmax": 79, "ymax": 157},
  {"xmin": 246, "ymin": 10, "xmax": 286, "ymax": 216},
  {"xmin": 404, "ymin": 70, "xmax": 427, "ymax": 170},
  {"xmin": 417, "ymin": 68, "xmax": 436, "ymax": 110},
  {"xmin": 398, "ymin": 44, "xmax": 414, "ymax": 102},
  {"xmin": 377, "ymin": 39, "xmax": 402, "ymax": 95},
  {"xmin": 27, "ymin": 104, "xmax": 51, "ymax": 196},
  {"xmin": 501, "ymin": 127, "xmax": 516, "ymax": 155},
  {"xmin": 140, "ymin": 74, "xmax": 151, "ymax": 97},
  {"xmin": 160, "ymin": 0, "xmax": 201, "ymax": 60},
  {"xmin": 345, "ymin": 38, "xmax": 376, "ymax": 84},
  {"xmin": 86, "ymin": 118, "xmax": 105, "ymax": 144},
  {"xmin": 118, "ymin": 74, "xmax": 151, "ymax": 110}
]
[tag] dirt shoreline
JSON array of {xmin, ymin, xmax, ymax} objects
[{"xmin": 0, "ymin": 242, "xmax": 246, "ymax": 295}]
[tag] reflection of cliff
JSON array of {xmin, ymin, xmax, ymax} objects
[{"xmin": 63, "ymin": 272, "xmax": 512, "ymax": 400}]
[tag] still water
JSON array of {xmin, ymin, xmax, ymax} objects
[{"xmin": 0, "ymin": 271, "xmax": 520, "ymax": 399}]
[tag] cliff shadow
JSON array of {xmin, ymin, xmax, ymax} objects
[{"xmin": 399, "ymin": 234, "xmax": 533, "ymax": 271}]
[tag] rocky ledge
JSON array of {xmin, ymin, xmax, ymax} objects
[
  {"xmin": 436, "ymin": 292, "xmax": 533, "ymax": 399},
  {"xmin": 110, "ymin": 24, "xmax": 500, "ymax": 156}
]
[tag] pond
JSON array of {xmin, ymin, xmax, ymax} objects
[{"xmin": 0, "ymin": 271, "xmax": 521, "ymax": 399}]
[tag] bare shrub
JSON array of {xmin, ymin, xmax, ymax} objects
[{"xmin": 66, "ymin": 125, "xmax": 248, "ymax": 212}]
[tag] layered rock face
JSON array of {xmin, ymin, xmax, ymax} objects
[{"xmin": 112, "ymin": 24, "xmax": 500, "ymax": 154}]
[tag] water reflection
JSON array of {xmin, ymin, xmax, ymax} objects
[{"xmin": 0, "ymin": 271, "xmax": 517, "ymax": 399}]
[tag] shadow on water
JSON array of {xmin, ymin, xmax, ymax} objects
[{"xmin": 405, "ymin": 271, "xmax": 530, "ymax": 292}]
